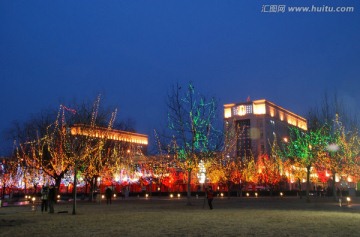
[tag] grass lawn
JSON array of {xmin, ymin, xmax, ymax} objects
[{"xmin": 1, "ymin": 196, "xmax": 359, "ymax": 237}]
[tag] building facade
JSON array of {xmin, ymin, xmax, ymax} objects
[
  {"xmin": 224, "ymin": 99, "xmax": 307, "ymax": 160},
  {"xmin": 70, "ymin": 124, "xmax": 148, "ymax": 156}
]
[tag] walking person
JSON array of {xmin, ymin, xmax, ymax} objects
[
  {"xmin": 41, "ymin": 185, "xmax": 49, "ymax": 213},
  {"xmin": 206, "ymin": 186, "xmax": 214, "ymax": 210},
  {"xmin": 105, "ymin": 187, "xmax": 113, "ymax": 205},
  {"xmin": 48, "ymin": 185, "xmax": 56, "ymax": 213}
]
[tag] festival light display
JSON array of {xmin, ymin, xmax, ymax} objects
[
  {"xmin": 1, "ymin": 95, "xmax": 359, "ymax": 199},
  {"xmin": 284, "ymin": 126, "xmax": 328, "ymax": 199},
  {"xmin": 167, "ymin": 83, "xmax": 219, "ymax": 204}
]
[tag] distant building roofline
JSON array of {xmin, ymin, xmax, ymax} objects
[
  {"xmin": 70, "ymin": 124, "xmax": 148, "ymax": 145},
  {"xmin": 224, "ymin": 99, "xmax": 307, "ymax": 121}
]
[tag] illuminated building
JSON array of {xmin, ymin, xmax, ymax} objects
[
  {"xmin": 70, "ymin": 124, "xmax": 148, "ymax": 155},
  {"xmin": 224, "ymin": 99, "xmax": 307, "ymax": 160}
]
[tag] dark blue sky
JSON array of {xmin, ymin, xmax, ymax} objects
[{"xmin": 1, "ymin": 0, "xmax": 359, "ymax": 155}]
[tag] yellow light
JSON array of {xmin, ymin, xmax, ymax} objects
[
  {"xmin": 220, "ymin": 193, "xmax": 224, "ymax": 197},
  {"xmin": 279, "ymin": 112, "xmax": 284, "ymax": 121},
  {"xmin": 113, "ymin": 194, "xmax": 117, "ymax": 198},
  {"xmin": 57, "ymin": 195, "xmax": 61, "ymax": 199},
  {"xmin": 287, "ymin": 117, "xmax": 296, "ymax": 126},
  {"xmin": 32, "ymin": 197, "xmax": 36, "ymax": 202},
  {"xmin": 253, "ymin": 102, "xmax": 266, "ymax": 115},
  {"xmin": 346, "ymin": 197, "xmax": 351, "ymax": 202},
  {"xmin": 280, "ymin": 192, "xmax": 283, "ymax": 197},
  {"xmin": 237, "ymin": 105, "xmax": 246, "ymax": 116},
  {"xmin": 269, "ymin": 107, "xmax": 275, "ymax": 117},
  {"xmin": 255, "ymin": 192, "xmax": 258, "ymax": 197},
  {"xmin": 101, "ymin": 195, "xmax": 105, "ymax": 199},
  {"xmin": 145, "ymin": 194, "xmax": 149, "ymax": 198},
  {"xmin": 298, "ymin": 121, "xmax": 308, "ymax": 130},
  {"xmin": 170, "ymin": 194, "xmax": 173, "ymax": 198},
  {"xmin": 177, "ymin": 193, "xmax": 181, "ymax": 198},
  {"xmin": 335, "ymin": 174, "xmax": 340, "ymax": 182},
  {"xmin": 246, "ymin": 193, "xmax": 249, "ymax": 197},
  {"xmin": 224, "ymin": 108, "xmax": 232, "ymax": 118}
]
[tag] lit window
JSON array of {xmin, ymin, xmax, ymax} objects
[
  {"xmin": 224, "ymin": 108, "xmax": 232, "ymax": 118},
  {"xmin": 253, "ymin": 103, "xmax": 266, "ymax": 115}
]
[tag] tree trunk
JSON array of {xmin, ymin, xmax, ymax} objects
[
  {"xmin": 2, "ymin": 183, "xmax": 5, "ymax": 199},
  {"xmin": 88, "ymin": 178, "xmax": 95, "ymax": 202},
  {"xmin": 306, "ymin": 166, "xmax": 311, "ymax": 202},
  {"xmin": 227, "ymin": 181, "xmax": 232, "ymax": 198},
  {"xmin": 72, "ymin": 162, "xmax": 78, "ymax": 215},
  {"xmin": 297, "ymin": 178, "xmax": 302, "ymax": 199},
  {"xmin": 54, "ymin": 175, "xmax": 63, "ymax": 193},
  {"xmin": 186, "ymin": 169, "xmax": 192, "ymax": 205},
  {"xmin": 269, "ymin": 185, "xmax": 274, "ymax": 197}
]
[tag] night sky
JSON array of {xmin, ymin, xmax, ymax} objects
[{"xmin": 1, "ymin": 1, "xmax": 359, "ymax": 155}]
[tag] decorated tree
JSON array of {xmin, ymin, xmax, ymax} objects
[
  {"xmin": 166, "ymin": 83, "xmax": 220, "ymax": 205},
  {"xmin": 20, "ymin": 164, "xmax": 48, "ymax": 195},
  {"xmin": 307, "ymin": 93, "xmax": 360, "ymax": 197},
  {"xmin": 256, "ymin": 154, "xmax": 282, "ymax": 195},
  {"xmin": 242, "ymin": 157, "xmax": 258, "ymax": 189},
  {"xmin": 283, "ymin": 159, "xmax": 307, "ymax": 197},
  {"xmin": 349, "ymin": 131, "xmax": 360, "ymax": 182},
  {"xmin": 213, "ymin": 117, "xmax": 244, "ymax": 197},
  {"xmin": 0, "ymin": 157, "xmax": 18, "ymax": 199},
  {"xmin": 150, "ymin": 130, "xmax": 174, "ymax": 194},
  {"xmin": 284, "ymin": 127, "xmax": 328, "ymax": 201},
  {"xmin": 321, "ymin": 114, "xmax": 360, "ymax": 198},
  {"xmin": 206, "ymin": 152, "xmax": 242, "ymax": 197},
  {"xmin": 14, "ymin": 105, "xmax": 76, "ymax": 191}
]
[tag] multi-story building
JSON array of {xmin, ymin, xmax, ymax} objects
[{"xmin": 224, "ymin": 99, "xmax": 307, "ymax": 160}]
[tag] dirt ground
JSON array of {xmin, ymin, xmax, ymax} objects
[{"xmin": 1, "ymin": 196, "xmax": 359, "ymax": 237}]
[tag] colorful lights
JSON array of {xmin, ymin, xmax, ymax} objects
[
  {"xmin": 197, "ymin": 160, "xmax": 206, "ymax": 184},
  {"xmin": 6, "ymin": 92, "xmax": 359, "ymax": 203}
]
